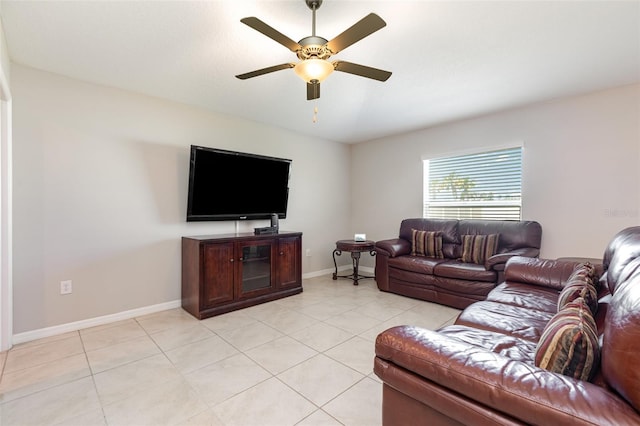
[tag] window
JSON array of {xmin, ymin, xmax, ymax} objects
[{"xmin": 423, "ymin": 146, "xmax": 522, "ymax": 220}]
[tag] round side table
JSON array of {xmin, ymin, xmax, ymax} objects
[{"xmin": 332, "ymin": 239, "xmax": 376, "ymax": 285}]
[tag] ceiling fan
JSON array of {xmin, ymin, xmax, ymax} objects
[{"xmin": 235, "ymin": 0, "xmax": 392, "ymax": 101}]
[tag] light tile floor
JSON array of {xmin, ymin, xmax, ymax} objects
[{"xmin": 0, "ymin": 275, "xmax": 460, "ymax": 426}]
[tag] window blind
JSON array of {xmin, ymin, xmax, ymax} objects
[{"xmin": 423, "ymin": 147, "xmax": 522, "ymax": 221}]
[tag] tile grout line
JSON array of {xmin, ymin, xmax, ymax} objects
[{"xmin": 1, "ymin": 277, "xmax": 452, "ymax": 425}]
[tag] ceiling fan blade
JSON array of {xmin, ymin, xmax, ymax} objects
[
  {"xmin": 325, "ymin": 13, "xmax": 386, "ymax": 54},
  {"xmin": 236, "ymin": 63, "xmax": 295, "ymax": 80},
  {"xmin": 307, "ymin": 80, "xmax": 320, "ymax": 100},
  {"xmin": 240, "ymin": 17, "xmax": 302, "ymax": 52},
  {"xmin": 334, "ymin": 61, "xmax": 392, "ymax": 81}
]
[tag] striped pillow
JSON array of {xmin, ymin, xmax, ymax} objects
[
  {"xmin": 535, "ymin": 298, "xmax": 600, "ymax": 381},
  {"xmin": 558, "ymin": 271, "xmax": 598, "ymax": 315},
  {"xmin": 570, "ymin": 262, "xmax": 599, "ymax": 284},
  {"xmin": 411, "ymin": 229, "xmax": 443, "ymax": 258},
  {"xmin": 460, "ymin": 234, "xmax": 499, "ymax": 264}
]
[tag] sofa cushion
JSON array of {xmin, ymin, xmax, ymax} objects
[
  {"xmin": 455, "ymin": 301, "xmax": 554, "ymax": 342},
  {"xmin": 410, "ymin": 229, "xmax": 444, "ymax": 258},
  {"xmin": 433, "ymin": 261, "xmax": 497, "ymax": 282},
  {"xmin": 434, "ymin": 276, "xmax": 496, "ymax": 298},
  {"xmin": 388, "ymin": 256, "xmax": 448, "ymax": 275},
  {"xmin": 486, "ymin": 282, "xmax": 559, "ymax": 313},
  {"xmin": 438, "ymin": 324, "xmax": 537, "ymax": 363},
  {"xmin": 461, "ymin": 234, "xmax": 499, "ymax": 264},
  {"xmin": 535, "ymin": 298, "xmax": 600, "ymax": 381},
  {"xmin": 389, "ymin": 267, "xmax": 439, "ymax": 287}
]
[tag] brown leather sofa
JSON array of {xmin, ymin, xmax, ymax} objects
[
  {"xmin": 374, "ymin": 226, "xmax": 640, "ymax": 425},
  {"xmin": 375, "ymin": 219, "xmax": 542, "ymax": 309}
]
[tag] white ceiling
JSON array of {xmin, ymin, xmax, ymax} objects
[{"xmin": 2, "ymin": 1, "xmax": 639, "ymax": 144}]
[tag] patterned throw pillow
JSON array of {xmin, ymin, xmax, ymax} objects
[
  {"xmin": 535, "ymin": 298, "xmax": 600, "ymax": 381},
  {"xmin": 410, "ymin": 229, "xmax": 444, "ymax": 258},
  {"xmin": 569, "ymin": 262, "xmax": 599, "ymax": 288},
  {"xmin": 558, "ymin": 276, "xmax": 598, "ymax": 315},
  {"xmin": 460, "ymin": 234, "xmax": 499, "ymax": 264}
]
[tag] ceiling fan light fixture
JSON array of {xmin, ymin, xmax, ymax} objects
[
  {"xmin": 237, "ymin": 1, "xmax": 391, "ymax": 99},
  {"xmin": 294, "ymin": 58, "xmax": 334, "ymax": 83}
]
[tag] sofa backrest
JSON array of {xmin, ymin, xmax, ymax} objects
[
  {"xmin": 601, "ymin": 226, "xmax": 640, "ymax": 411},
  {"xmin": 601, "ymin": 226, "xmax": 640, "ymax": 294},
  {"xmin": 458, "ymin": 220, "xmax": 542, "ymax": 254},
  {"xmin": 504, "ymin": 256, "xmax": 577, "ymax": 291},
  {"xmin": 399, "ymin": 218, "xmax": 542, "ymax": 259},
  {"xmin": 399, "ymin": 218, "xmax": 459, "ymax": 258}
]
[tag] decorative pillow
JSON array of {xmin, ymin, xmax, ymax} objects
[
  {"xmin": 569, "ymin": 262, "xmax": 599, "ymax": 288},
  {"xmin": 558, "ymin": 276, "xmax": 598, "ymax": 315},
  {"xmin": 410, "ymin": 229, "xmax": 444, "ymax": 258},
  {"xmin": 460, "ymin": 234, "xmax": 499, "ymax": 264},
  {"xmin": 535, "ymin": 298, "xmax": 600, "ymax": 381}
]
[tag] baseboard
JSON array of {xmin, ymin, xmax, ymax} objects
[
  {"xmin": 302, "ymin": 265, "xmax": 374, "ymax": 279},
  {"xmin": 302, "ymin": 266, "xmax": 342, "ymax": 280},
  {"xmin": 13, "ymin": 266, "xmax": 376, "ymax": 345},
  {"xmin": 12, "ymin": 299, "xmax": 182, "ymax": 345}
]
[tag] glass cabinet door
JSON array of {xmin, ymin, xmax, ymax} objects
[{"xmin": 239, "ymin": 241, "xmax": 273, "ymax": 295}]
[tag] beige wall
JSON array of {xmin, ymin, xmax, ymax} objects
[
  {"xmin": 351, "ymin": 84, "xmax": 640, "ymax": 264},
  {"xmin": 12, "ymin": 65, "xmax": 351, "ymax": 334},
  {"xmin": 11, "ymin": 63, "xmax": 640, "ymax": 335}
]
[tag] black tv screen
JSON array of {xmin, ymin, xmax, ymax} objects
[{"xmin": 186, "ymin": 146, "xmax": 292, "ymax": 222}]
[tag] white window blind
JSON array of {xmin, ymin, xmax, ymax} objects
[{"xmin": 423, "ymin": 147, "xmax": 522, "ymax": 221}]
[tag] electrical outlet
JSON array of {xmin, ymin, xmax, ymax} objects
[
  {"xmin": 60, "ymin": 280, "xmax": 72, "ymax": 295},
  {"xmin": 305, "ymin": 249, "xmax": 312, "ymax": 257}
]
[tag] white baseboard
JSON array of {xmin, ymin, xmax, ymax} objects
[
  {"xmin": 13, "ymin": 266, "xmax": 376, "ymax": 346},
  {"xmin": 302, "ymin": 265, "xmax": 374, "ymax": 279},
  {"xmin": 302, "ymin": 266, "xmax": 342, "ymax": 279},
  {"xmin": 12, "ymin": 299, "xmax": 182, "ymax": 345}
]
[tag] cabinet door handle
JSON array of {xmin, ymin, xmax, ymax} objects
[
  {"xmin": 280, "ymin": 252, "xmax": 284, "ymax": 256},
  {"xmin": 239, "ymin": 257, "xmax": 244, "ymax": 261},
  {"xmin": 230, "ymin": 258, "xmax": 234, "ymax": 262}
]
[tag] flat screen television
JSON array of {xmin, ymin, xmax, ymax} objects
[{"xmin": 186, "ymin": 145, "xmax": 292, "ymax": 222}]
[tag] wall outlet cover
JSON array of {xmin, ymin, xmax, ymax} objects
[{"xmin": 60, "ymin": 280, "xmax": 72, "ymax": 295}]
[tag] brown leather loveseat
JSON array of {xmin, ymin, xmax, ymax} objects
[
  {"xmin": 374, "ymin": 226, "xmax": 640, "ymax": 425},
  {"xmin": 375, "ymin": 218, "xmax": 542, "ymax": 309}
]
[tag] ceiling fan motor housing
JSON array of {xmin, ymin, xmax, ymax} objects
[{"xmin": 296, "ymin": 36, "xmax": 332, "ymax": 60}]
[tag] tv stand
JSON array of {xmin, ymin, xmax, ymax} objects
[{"xmin": 181, "ymin": 231, "xmax": 302, "ymax": 319}]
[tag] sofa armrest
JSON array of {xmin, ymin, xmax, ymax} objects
[
  {"xmin": 375, "ymin": 238, "xmax": 410, "ymax": 258},
  {"xmin": 485, "ymin": 247, "xmax": 539, "ymax": 271},
  {"xmin": 375, "ymin": 326, "xmax": 640, "ymax": 425}
]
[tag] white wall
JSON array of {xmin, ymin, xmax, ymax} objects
[
  {"xmin": 352, "ymin": 84, "xmax": 640, "ymax": 264},
  {"xmin": 12, "ymin": 65, "xmax": 351, "ymax": 334},
  {"xmin": 0, "ymin": 7, "xmax": 13, "ymax": 350}
]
